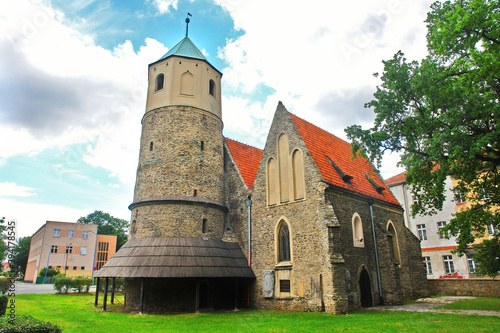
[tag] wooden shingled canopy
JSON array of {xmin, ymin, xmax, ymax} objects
[{"xmin": 95, "ymin": 237, "xmax": 255, "ymax": 279}]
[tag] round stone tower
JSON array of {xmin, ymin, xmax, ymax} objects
[{"xmin": 129, "ymin": 35, "xmax": 226, "ymax": 240}]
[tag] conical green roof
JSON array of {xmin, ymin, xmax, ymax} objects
[{"xmin": 158, "ymin": 37, "xmax": 207, "ymax": 61}]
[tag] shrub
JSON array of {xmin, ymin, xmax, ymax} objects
[
  {"xmin": 37, "ymin": 268, "xmax": 61, "ymax": 278},
  {"xmin": 0, "ymin": 315, "xmax": 62, "ymax": 333},
  {"xmin": 0, "ymin": 278, "xmax": 12, "ymax": 295},
  {"xmin": 0, "ymin": 295, "xmax": 7, "ymax": 316},
  {"xmin": 72, "ymin": 278, "xmax": 91, "ymax": 293},
  {"xmin": 53, "ymin": 277, "xmax": 73, "ymax": 293}
]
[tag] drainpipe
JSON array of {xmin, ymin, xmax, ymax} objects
[
  {"xmin": 245, "ymin": 195, "xmax": 252, "ymax": 267},
  {"xmin": 369, "ymin": 198, "xmax": 383, "ymax": 304}
]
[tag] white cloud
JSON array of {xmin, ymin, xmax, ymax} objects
[
  {"xmin": 149, "ymin": 0, "xmax": 179, "ymax": 14},
  {"xmin": 0, "ymin": 182, "xmax": 37, "ymax": 197},
  {"xmin": 0, "ymin": 198, "xmax": 130, "ymax": 238},
  {"xmin": 0, "ymin": 1, "xmax": 169, "ymax": 184}
]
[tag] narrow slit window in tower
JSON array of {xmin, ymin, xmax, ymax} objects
[
  {"xmin": 193, "ymin": 189, "xmax": 198, "ymax": 197},
  {"xmin": 149, "ymin": 141, "xmax": 153, "ymax": 151},
  {"xmin": 209, "ymin": 79, "xmax": 216, "ymax": 97},
  {"xmin": 200, "ymin": 141, "xmax": 204, "ymax": 151},
  {"xmin": 202, "ymin": 219, "xmax": 207, "ymax": 233}
]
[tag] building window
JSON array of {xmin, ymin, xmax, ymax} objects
[
  {"xmin": 155, "ymin": 73, "xmax": 164, "ymax": 91},
  {"xmin": 68, "ymin": 230, "xmax": 74, "ymax": 238},
  {"xmin": 193, "ymin": 189, "xmax": 198, "ymax": 197},
  {"xmin": 278, "ymin": 221, "xmax": 291, "ymax": 262},
  {"xmin": 487, "ymin": 224, "xmax": 499, "ymax": 235},
  {"xmin": 200, "ymin": 141, "xmax": 204, "ymax": 151},
  {"xmin": 53, "ymin": 229, "xmax": 60, "ymax": 237},
  {"xmin": 81, "ymin": 266, "xmax": 85, "ymax": 271},
  {"xmin": 279, "ymin": 280, "xmax": 291, "ymax": 293},
  {"xmin": 467, "ymin": 254, "xmax": 477, "ymax": 273},
  {"xmin": 82, "ymin": 231, "xmax": 88, "ymax": 240},
  {"xmin": 72, "ymin": 266, "xmax": 77, "ymax": 271},
  {"xmin": 423, "ymin": 257, "xmax": 432, "ymax": 274},
  {"xmin": 80, "ymin": 247, "xmax": 87, "ymax": 255},
  {"xmin": 387, "ymin": 221, "xmax": 401, "ymax": 264},
  {"xmin": 65, "ymin": 246, "xmax": 73, "ymax": 254},
  {"xmin": 150, "ymin": 141, "xmax": 154, "ymax": 151},
  {"xmin": 202, "ymin": 219, "xmax": 207, "ymax": 234},
  {"xmin": 417, "ymin": 224, "xmax": 427, "ymax": 241},
  {"xmin": 352, "ymin": 214, "xmax": 364, "ymax": 248},
  {"xmin": 437, "ymin": 221, "xmax": 447, "ymax": 239},
  {"xmin": 443, "ymin": 255, "xmax": 454, "ymax": 274},
  {"xmin": 209, "ymin": 79, "xmax": 215, "ymax": 97},
  {"xmin": 50, "ymin": 245, "xmax": 58, "ymax": 254},
  {"xmin": 48, "ymin": 266, "xmax": 52, "ymax": 269},
  {"xmin": 454, "ymin": 188, "xmax": 466, "ymax": 203}
]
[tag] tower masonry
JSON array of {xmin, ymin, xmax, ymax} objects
[{"xmin": 130, "ymin": 36, "xmax": 226, "ymax": 240}]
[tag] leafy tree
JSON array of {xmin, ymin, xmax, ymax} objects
[
  {"xmin": 10, "ymin": 236, "xmax": 31, "ymax": 276},
  {"xmin": 0, "ymin": 218, "xmax": 6, "ymax": 263},
  {"xmin": 345, "ymin": 0, "xmax": 499, "ymax": 276},
  {"xmin": 77, "ymin": 211, "xmax": 129, "ymax": 251}
]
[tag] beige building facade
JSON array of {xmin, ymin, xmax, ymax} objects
[{"xmin": 25, "ymin": 221, "xmax": 116, "ymax": 283}]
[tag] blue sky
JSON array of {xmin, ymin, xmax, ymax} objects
[{"xmin": 0, "ymin": 0, "xmax": 435, "ymax": 237}]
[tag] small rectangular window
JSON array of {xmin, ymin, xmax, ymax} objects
[
  {"xmin": 437, "ymin": 221, "xmax": 447, "ymax": 239},
  {"xmin": 82, "ymin": 231, "xmax": 89, "ymax": 239},
  {"xmin": 443, "ymin": 255, "xmax": 454, "ymax": 274},
  {"xmin": 417, "ymin": 224, "xmax": 427, "ymax": 241},
  {"xmin": 423, "ymin": 257, "xmax": 432, "ymax": 274},
  {"xmin": 50, "ymin": 245, "xmax": 58, "ymax": 254},
  {"xmin": 66, "ymin": 246, "xmax": 73, "ymax": 254},
  {"xmin": 467, "ymin": 254, "xmax": 477, "ymax": 273},
  {"xmin": 454, "ymin": 188, "xmax": 466, "ymax": 203},
  {"xmin": 72, "ymin": 266, "xmax": 77, "ymax": 270},
  {"xmin": 81, "ymin": 266, "xmax": 85, "ymax": 271},
  {"xmin": 280, "ymin": 280, "xmax": 291, "ymax": 293},
  {"xmin": 487, "ymin": 224, "xmax": 499, "ymax": 235},
  {"xmin": 68, "ymin": 230, "xmax": 75, "ymax": 238},
  {"xmin": 80, "ymin": 247, "xmax": 87, "ymax": 255},
  {"xmin": 53, "ymin": 229, "xmax": 60, "ymax": 237}
]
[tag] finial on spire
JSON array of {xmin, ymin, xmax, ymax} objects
[{"xmin": 185, "ymin": 12, "xmax": 192, "ymax": 37}]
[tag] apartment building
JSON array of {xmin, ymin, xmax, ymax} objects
[
  {"xmin": 24, "ymin": 221, "xmax": 117, "ymax": 283},
  {"xmin": 386, "ymin": 173, "xmax": 474, "ymax": 279}
]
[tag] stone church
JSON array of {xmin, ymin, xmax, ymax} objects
[{"xmin": 96, "ymin": 30, "xmax": 428, "ymax": 314}]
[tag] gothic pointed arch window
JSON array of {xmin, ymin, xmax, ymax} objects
[
  {"xmin": 180, "ymin": 71, "xmax": 194, "ymax": 96},
  {"xmin": 387, "ymin": 221, "xmax": 401, "ymax": 265},
  {"xmin": 278, "ymin": 134, "xmax": 290, "ymax": 203},
  {"xmin": 352, "ymin": 213, "xmax": 364, "ymax": 247},
  {"xmin": 277, "ymin": 220, "xmax": 291, "ymax": 262},
  {"xmin": 292, "ymin": 149, "xmax": 305, "ymax": 200},
  {"xmin": 155, "ymin": 73, "xmax": 164, "ymax": 91},
  {"xmin": 267, "ymin": 158, "xmax": 278, "ymax": 205}
]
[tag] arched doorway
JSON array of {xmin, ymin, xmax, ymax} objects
[{"xmin": 359, "ymin": 269, "xmax": 372, "ymax": 307}]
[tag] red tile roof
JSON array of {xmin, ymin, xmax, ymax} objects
[
  {"xmin": 225, "ymin": 138, "xmax": 263, "ymax": 189},
  {"xmin": 385, "ymin": 172, "xmax": 407, "ymax": 185},
  {"xmin": 288, "ymin": 112, "xmax": 400, "ymax": 206}
]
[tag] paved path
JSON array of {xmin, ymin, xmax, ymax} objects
[
  {"xmin": 368, "ymin": 296, "xmax": 500, "ymax": 317},
  {"xmin": 13, "ymin": 281, "xmax": 96, "ymax": 294}
]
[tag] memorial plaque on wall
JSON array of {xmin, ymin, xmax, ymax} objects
[{"xmin": 262, "ymin": 270, "xmax": 274, "ymax": 298}]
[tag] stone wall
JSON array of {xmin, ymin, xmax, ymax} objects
[
  {"xmin": 428, "ymin": 279, "xmax": 500, "ymax": 297},
  {"xmin": 249, "ymin": 104, "xmax": 340, "ymax": 313}
]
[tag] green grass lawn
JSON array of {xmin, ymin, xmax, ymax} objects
[
  {"xmin": 436, "ymin": 297, "xmax": 500, "ymax": 312},
  {"xmin": 11, "ymin": 293, "xmax": 500, "ymax": 333}
]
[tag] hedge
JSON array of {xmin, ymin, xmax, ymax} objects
[
  {"xmin": 53, "ymin": 277, "xmax": 92, "ymax": 293},
  {"xmin": 0, "ymin": 278, "xmax": 12, "ymax": 295},
  {"xmin": 0, "ymin": 315, "xmax": 62, "ymax": 333},
  {"xmin": 0, "ymin": 295, "xmax": 7, "ymax": 316}
]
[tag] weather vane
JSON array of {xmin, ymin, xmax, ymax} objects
[{"xmin": 185, "ymin": 12, "xmax": 192, "ymax": 37}]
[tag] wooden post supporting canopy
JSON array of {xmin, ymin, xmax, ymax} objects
[
  {"xmin": 103, "ymin": 277, "xmax": 109, "ymax": 311},
  {"xmin": 111, "ymin": 277, "xmax": 116, "ymax": 304},
  {"xmin": 94, "ymin": 278, "xmax": 100, "ymax": 307},
  {"xmin": 139, "ymin": 278, "xmax": 145, "ymax": 314},
  {"xmin": 195, "ymin": 280, "xmax": 200, "ymax": 312}
]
